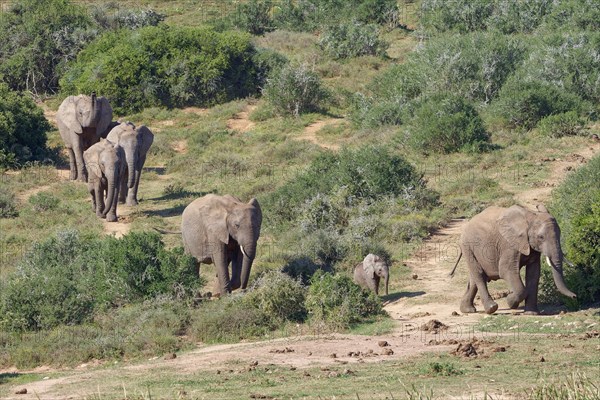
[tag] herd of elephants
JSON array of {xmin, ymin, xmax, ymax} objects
[{"xmin": 55, "ymin": 93, "xmax": 578, "ymax": 314}]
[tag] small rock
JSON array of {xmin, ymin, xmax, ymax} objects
[
  {"xmin": 216, "ymin": 370, "xmax": 221, "ymax": 374},
  {"xmin": 540, "ymin": 356, "xmax": 546, "ymax": 362},
  {"xmin": 343, "ymin": 369, "xmax": 355, "ymax": 375},
  {"xmin": 290, "ymin": 366, "xmax": 297, "ymax": 371},
  {"xmin": 250, "ymin": 360, "xmax": 258, "ymax": 367},
  {"xmin": 329, "ymin": 353, "xmax": 337, "ymax": 358},
  {"xmin": 307, "ymin": 352, "xmax": 312, "ymax": 356},
  {"xmin": 451, "ymin": 311, "xmax": 460, "ymax": 316},
  {"xmin": 492, "ymin": 347, "xmax": 506, "ymax": 353},
  {"xmin": 303, "ymin": 371, "xmax": 311, "ymax": 377},
  {"xmin": 320, "ymin": 366, "xmax": 330, "ymax": 371},
  {"xmin": 378, "ymin": 340, "xmax": 389, "ymax": 347},
  {"xmin": 328, "ymin": 371, "xmax": 339, "ymax": 378},
  {"xmin": 412, "ymin": 274, "xmax": 418, "ymax": 280},
  {"xmin": 560, "ymin": 310, "xmax": 566, "ymax": 315},
  {"xmin": 15, "ymin": 389, "xmax": 27, "ymax": 395},
  {"xmin": 163, "ymin": 352, "xmax": 177, "ymax": 360},
  {"xmin": 382, "ymin": 348, "xmax": 394, "ymax": 356}
]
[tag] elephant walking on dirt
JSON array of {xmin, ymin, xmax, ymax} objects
[
  {"xmin": 57, "ymin": 93, "xmax": 113, "ymax": 182},
  {"xmin": 182, "ymin": 194, "xmax": 262, "ymax": 295},
  {"xmin": 449, "ymin": 205, "xmax": 577, "ymax": 315},
  {"xmin": 106, "ymin": 122, "xmax": 154, "ymax": 206},
  {"xmin": 83, "ymin": 139, "xmax": 125, "ymax": 222},
  {"xmin": 353, "ymin": 254, "xmax": 389, "ymax": 295}
]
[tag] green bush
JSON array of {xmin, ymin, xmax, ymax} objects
[
  {"xmin": 405, "ymin": 93, "xmax": 489, "ymax": 154},
  {"xmin": 274, "ymin": 0, "xmax": 398, "ymax": 32},
  {"xmin": 234, "ymin": 0, "xmax": 275, "ymax": 35},
  {"xmin": 352, "ymin": 32, "xmax": 525, "ymax": 127},
  {"xmin": 0, "ymin": 188, "xmax": 18, "ymax": 218},
  {"xmin": 305, "ymin": 270, "xmax": 382, "ymax": 328},
  {"xmin": 0, "ymin": 230, "xmax": 201, "ymax": 331},
  {"xmin": 492, "ymin": 80, "xmax": 586, "ymax": 130},
  {"xmin": 28, "ymin": 192, "xmax": 60, "ymax": 211},
  {"xmin": 544, "ymin": 0, "xmax": 600, "ymax": 31},
  {"xmin": 0, "ymin": 83, "xmax": 51, "ymax": 167},
  {"xmin": 547, "ymin": 154, "xmax": 600, "ymax": 305},
  {"xmin": 61, "ymin": 26, "xmax": 270, "ymax": 114},
  {"xmin": 262, "ymin": 63, "xmax": 329, "ymax": 116},
  {"xmin": 537, "ymin": 112, "xmax": 586, "ymax": 137},
  {"xmin": 244, "ymin": 271, "xmax": 307, "ymax": 323},
  {"xmin": 318, "ymin": 22, "xmax": 388, "ymax": 59}
]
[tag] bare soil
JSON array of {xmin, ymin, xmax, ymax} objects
[
  {"xmin": 227, "ymin": 104, "xmax": 257, "ymax": 133},
  {"xmin": 295, "ymin": 119, "xmax": 344, "ymax": 150}
]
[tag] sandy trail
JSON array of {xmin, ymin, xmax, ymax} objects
[
  {"xmin": 296, "ymin": 119, "xmax": 344, "ymax": 150},
  {"xmin": 227, "ymin": 104, "xmax": 257, "ymax": 133}
]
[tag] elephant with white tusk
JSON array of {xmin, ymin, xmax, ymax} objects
[
  {"xmin": 353, "ymin": 254, "xmax": 389, "ymax": 296},
  {"xmin": 57, "ymin": 93, "xmax": 113, "ymax": 182},
  {"xmin": 181, "ymin": 194, "xmax": 262, "ymax": 295},
  {"xmin": 449, "ymin": 204, "xmax": 577, "ymax": 315}
]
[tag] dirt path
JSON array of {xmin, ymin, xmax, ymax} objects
[
  {"xmin": 227, "ymin": 104, "xmax": 257, "ymax": 133},
  {"xmin": 295, "ymin": 119, "xmax": 344, "ymax": 150}
]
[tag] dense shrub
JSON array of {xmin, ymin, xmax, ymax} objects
[
  {"xmin": 305, "ymin": 271, "xmax": 382, "ymax": 328},
  {"xmin": 546, "ymin": 154, "xmax": 600, "ymax": 305},
  {"xmin": 492, "ymin": 80, "xmax": 586, "ymax": 130},
  {"xmin": 0, "ymin": 83, "xmax": 51, "ymax": 167},
  {"xmin": 537, "ymin": 112, "xmax": 586, "ymax": 138},
  {"xmin": 544, "ymin": 0, "xmax": 600, "ymax": 31},
  {"xmin": 404, "ymin": 93, "xmax": 489, "ymax": 154},
  {"xmin": 274, "ymin": 0, "xmax": 398, "ymax": 32},
  {"xmin": 265, "ymin": 146, "xmax": 432, "ymax": 225},
  {"xmin": 318, "ymin": 22, "xmax": 388, "ymax": 59},
  {"xmin": 233, "ymin": 0, "xmax": 275, "ymax": 35},
  {"xmin": 353, "ymin": 32, "xmax": 525, "ymax": 127},
  {"xmin": 0, "ymin": 230, "xmax": 201, "ymax": 331},
  {"xmin": 0, "ymin": 0, "xmax": 163, "ymax": 95},
  {"xmin": 61, "ymin": 26, "xmax": 270, "ymax": 114},
  {"xmin": 28, "ymin": 192, "xmax": 60, "ymax": 211},
  {"xmin": 244, "ymin": 271, "xmax": 307, "ymax": 323},
  {"xmin": 262, "ymin": 64, "xmax": 329, "ymax": 116},
  {"xmin": 0, "ymin": 188, "xmax": 19, "ymax": 218},
  {"xmin": 419, "ymin": 0, "xmax": 554, "ymax": 34}
]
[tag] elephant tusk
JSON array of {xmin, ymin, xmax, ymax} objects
[
  {"xmin": 545, "ymin": 256, "xmax": 552, "ymax": 267},
  {"xmin": 240, "ymin": 245, "xmax": 248, "ymax": 258}
]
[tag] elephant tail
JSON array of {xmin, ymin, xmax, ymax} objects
[
  {"xmin": 152, "ymin": 227, "xmax": 181, "ymax": 235},
  {"xmin": 448, "ymin": 251, "xmax": 462, "ymax": 278}
]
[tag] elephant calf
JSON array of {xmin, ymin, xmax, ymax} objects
[
  {"xmin": 353, "ymin": 254, "xmax": 389, "ymax": 295},
  {"xmin": 83, "ymin": 139, "xmax": 126, "ymax": 222}
]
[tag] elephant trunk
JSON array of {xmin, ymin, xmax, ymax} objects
[
  {"xmin": 239, "ymin": 243, "xmax": 256, "ymax": 290},
  {"xmin": 89, "ymin": 92, "xmax": 100, "ymax": 128},
  {"xmin": 103, "ymin": 167, "xmax": 117, "ymax": 215},
  {"xmin": 547, "ymin": 254, "xmax": 577, "ymax": 299},
  {"xmin": 127, "ymin": 153, "xmax": 136, "ymax": 189},
  {"xmin": 384, "ymin": 270, "xmax": 389, "ymax": 296}
]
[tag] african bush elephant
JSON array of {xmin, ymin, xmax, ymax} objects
[
  {"xmin": 83, "ymin": 139, "xmax": 125, "ymax": 222},
  {"xmin": 106, "ymin": 122, "xmax": 154, "ymax": 206},
  {"xmin": 182, "ymin": 194, "xmax": 262, "ymax": 295},
  {"xmin": 353, "ymin": 254, "xmax": 389, "ymax": 295},
  {"xmin": 449, "ymin": 205, "xmax": 577, "ymax": 315},
  {"xmin": 57, "ymin": 93, "xmax": 113, "ymax": 182}
]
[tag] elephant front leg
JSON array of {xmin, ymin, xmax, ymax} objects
[
  {"xmin": 73, "ymin": 141, "xmax": 87, "ymax": 182},
  {"xmin": 118, "ymin": 169, "xmax": 128, "ymax": 204},
  {"xmin": 213, "ymin": 244, "xmax": 232, "ymax": 294},
  {"xmin": 94, "ymin": 181, "xmax": 104, "ymax": 217},
  {"xmin": 523, "ymin": 260, "xmax": 541, "ymax": 315},
  {"xmin": 504, "ymin": 259, "xmax": 528, "ymax": 311},
  {"xmin": 67, "ymin": 148, "xmax": 78, "ymax": 180},
  {"xmin": 230, "ymin": 247, "xmax": 243, "ymax": 290}
]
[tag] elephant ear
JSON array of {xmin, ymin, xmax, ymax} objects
[
  {"xmin": 83, "ymin": 144, "xmax": 102, "ymax": 178},
  {"xmin": 58, "ymin": 96, "xmax": 83, "ymax": 134},
  {"xmin": 95, "ymin": 97, "xmax": 114, "ymax": 138},
  {"xmin": 497, "ymin": 206, "xmax": 531, "ymax": 256},
  {"xmin": 536, "ymin": 204, "xmax": 549, "ymax": 214},
  {"xmin": 137, "ymin": 125, "xmax": 154, "ymax": 155},
  {"xmin": 363, "ymin": 254, "xmax": 377, "ymax": 277},
  {"xmin": 202, "ymin": 200, "xmax": 230, "ymax": 245}
]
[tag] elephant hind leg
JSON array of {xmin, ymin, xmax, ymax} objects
[
  {"xmin": 466, "ymin": 255, "xmax": 497, "ymax": 314},
  {"xmin": 460, "ymin": 280, "xmax": 478, "ymax": 313}
]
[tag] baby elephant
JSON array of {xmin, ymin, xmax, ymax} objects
[{"xmin": 353, "ymin": 254, "xmax": 389, "ymax": 295}]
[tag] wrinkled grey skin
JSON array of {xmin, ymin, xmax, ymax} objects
[
  {"xmin": 182, "ymin": 194, "xmax": 262, "ymax": 295},
  {"xmin": 83, "ymin": 139, "xmax": 125, "ymax": 223},
  {"xmin": 450, "ymin": 205, "xmax": 577, "ymax": 315},
  {"xmin": 106, "ymin": 122, "xmax": 154, "ymax": 206},
  {"xmin": 57, "ymin": 94, "xmax": 113, "ymax": 182},
  {"xmin": 353, "ymin": 254, "xmax": 389, "ymax": 296}
]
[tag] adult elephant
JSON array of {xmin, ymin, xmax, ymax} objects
[
  {"xmin": 449, "ymin": 205, "xmax": 577, "ymax": 315},
  {"xmin": 353, "ymin": 254, "xmax": 389, "ymax": 295},
  {"xmin": 57, "ymin": 93, "xmax": 113, "ymax": 182},
  {"xmin": 83, "ymin": 139, "xmax": 125, "ymax": 222},
  {"xmin": 182, "ymin": 194, "xmax": 262, "ymax": 295},
  {"xmin": 106, "ymin": 122, "xmax": 154, "ymax": 206}
]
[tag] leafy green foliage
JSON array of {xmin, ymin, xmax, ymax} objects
[
  {"xmin": 404, "ymin": 93, "xmax": 489, "ymax": 154},
  {"xmin": 305, "ymin": 271, "xmax": 382, "ymax": 328},
  {"xmin": 0, "ymin": 83, "xmax": 51, "ymax": 167},
  {"xmin": 548, "ymin": 155, "xmax": 600, "ymax": 305},
  {"xmin": 61, "ymin": 26, "xmax": 268, "ymax": 114},
  {"xmin": 274, "ymin": 0, "xmax": 398, "ymax": 32},
  {"xmin": 420, "ymin": 361, "xmax": 464, "ymax": 377},
  {"xmin": 0, "ymin": 188, "xmax": 19, "ymax": 218},
  {"xmin": 537, "ymin": 112, "xmax": 586, "ymax": 138},
  {"xmin": 0, "ymin": 230, "xmax": 201, "ymax": 331},
  {"xmin": 318, "ymin": 22, "xmax": 388, "ymax": 59},
  {"xmin": 233, "ymin": 0, "xmax": 275, "ymax": 35},
  {"xmin": 28, "ymin": 192, "xmax": 60, "ymax": 212},
  {"xmin": 263, "ymin": 63, "xmax": 329, "ymax": 116}
]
